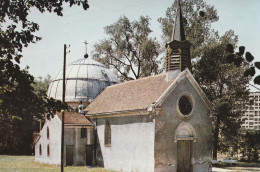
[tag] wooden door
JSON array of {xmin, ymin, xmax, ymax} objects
[
  {"xmin": 177, "ymin": 140, "xmax": 192, "ymax": 172},
  {"xmin": 86, "ymin": 145, "xmax": 93, "ymax": 166},
  {"xmin": 66, "ymin": 145, "xmax": 74, "ymax": 166}
]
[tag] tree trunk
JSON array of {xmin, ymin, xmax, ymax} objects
[{"xmin": 213, "ymin": 116, "xmax": 220, "ymax": 159}]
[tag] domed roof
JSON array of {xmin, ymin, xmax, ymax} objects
[{"xmin": 47, "ymin": 58, "xmax": 118, "ymax": 103}]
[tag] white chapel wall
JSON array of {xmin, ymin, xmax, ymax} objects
[
  {"xmin": 35, "ymin": 115, "xmax": 61, "ymax": 164},
  {"xmin": 97, "ymin": 116, "xmax": 155, "ymax": 172}
]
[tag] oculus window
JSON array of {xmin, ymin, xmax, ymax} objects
[{"xmin": 178, "ymin": 95, "xmax": 193, "ymax": 115}]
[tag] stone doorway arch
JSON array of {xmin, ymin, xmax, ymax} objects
[
  {"xmin": 174, "ymin": 122, "xmax": 197, "ymax": 142},
  {"xmin": 175, "ymin": 122, "xmax": 197, "ymax": 172}
]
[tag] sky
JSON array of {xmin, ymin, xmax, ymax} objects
[{"xmin": 19, "ymin": 0, "xmax": 260, "ymax": 89}]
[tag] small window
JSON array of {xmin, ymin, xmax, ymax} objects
[
  {"xmin": 47, "ymin": 144, "xmax": 50, "ymax": 157},
  {"xmin": 39, "ymin": 144, "xmax": 42, "ymax": 156},
  {"xmin": 178, "ymin": 95, "xmax": 193, "ymax": 115},
  {"xmin": 104, "ymin": 121, "xmax": 111, "ymax": 146},
  {"xmin": 81, "ymin": 128, "xmax": 87, "ymax": 138},
  {"xmin": 47, "ymin": 127, "xmax": 49, "ymax": 139}
]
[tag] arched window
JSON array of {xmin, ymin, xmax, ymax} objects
[
  {"xmin": 47, "ymin": 144, "xmax": 50, "ymax": 157},
  {"xmin": 47, "ymin": 127, "xmax": 49, "ymax": 139},
  {"xmin": 104, "ymin": 121, "xmax": 111, "ymax": 146},
  {"xmin": 39, "ymin": 144, "xmax": 42, "ymax": 156}
]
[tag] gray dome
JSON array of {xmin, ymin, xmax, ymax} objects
[{"xmin": 47, "ymin": 58, "xmax": 118, "ymax": 103}]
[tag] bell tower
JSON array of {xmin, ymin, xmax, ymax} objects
[{"xmin": 166, "ymin": 0, "xmax": 191, "ymax": 73}]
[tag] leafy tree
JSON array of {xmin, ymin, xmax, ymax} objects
[
  {"xmin": 193, "ymin": 30, "xmax": 251, "ymax": 159},
  {"xmin": 0, "ymin": 0, "xmax": 89, "ymax": 154},
  {"xmin": 93, "ymin": 15, "xmax": 161, "ymax": 81},
  {"xmin": 226, "ymin": 43, "xmax": 260, "ymax": 86},
  {"xmin": 240, "ymin": 129, "xmax": 260, "ymax": 162},
  {"xmin": 158, "ymin": 0, "xmax": 219, "ymax": 58},
  {"xmin": 32, "ymin": 75, "xmax": 52, "ymax": 96}
]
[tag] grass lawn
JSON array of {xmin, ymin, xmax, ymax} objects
[{"xmin": 0, "ymin": 155, "xmax": 115, "ymax": 172}]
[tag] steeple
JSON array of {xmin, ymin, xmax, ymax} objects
[
  {"xmin": 165, "ymin": 0, "xmax": 191, "ymax": 75},
  {"xmin": 172, "ymin": 0, "xmax": 185, "ymax": 41}
]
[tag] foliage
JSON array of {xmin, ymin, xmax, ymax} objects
[
  {"xmin": 93, "ymin": 15, "xmax": 161, "ymax": 81},
  {"xmin": 32, "ymin": 75, "xmax": 52, "ymax": 96},
  {"xmin": 193, "ymin": 30, "xmax": 251, "ymax": 159},
  {"xmin": 225, "ymin": 43, "xmax": 260, "ymax": 86},
  {"xmin": 0, "ymin": 0, "xmax": 89, "ymax": 154},
  {"xmin": 240, "ymin": 130, "xmax": 260, "ymax": 162},
  {"xmin": 158, "ymin": 0, "xmax": 219, "ymax": 58}
]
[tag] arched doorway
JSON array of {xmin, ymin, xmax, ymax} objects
[{"xmin": 174, "ymin": 122, "xmax": 197, "ymax": 172}]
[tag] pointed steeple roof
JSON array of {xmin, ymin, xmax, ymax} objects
[{"xmin": 172, "ymin": 0, "xmax": 185, "ymax": 41}]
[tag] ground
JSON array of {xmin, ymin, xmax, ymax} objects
[
  {"xmin": 0, "ymin": 155, "xmax": 259, "ymax": 172},
  {"xmin": 0, "ymin": 155, "xmax": 114, "ymax": 172}
]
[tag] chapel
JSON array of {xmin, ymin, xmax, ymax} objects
[{"xmin": 35, "ymin": 0, "xmax": 213, "ymax": 171}]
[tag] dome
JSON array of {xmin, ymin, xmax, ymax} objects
[{"xmin": 47, "ymin": 58, "xmax": 118, "ymax": 103}]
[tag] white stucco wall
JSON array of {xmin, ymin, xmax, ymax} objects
[
  {"xmin": 35, "ymin": 115, "xmax": 61, "ymax": 164},
  {"xmin": 97, "ymin": 117, "xmax": 155, "ymax": 172}
]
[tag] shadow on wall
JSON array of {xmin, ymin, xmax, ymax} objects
[{"xmin": 95, "ymin": 131, "xmax": 104, "ymax": 167}]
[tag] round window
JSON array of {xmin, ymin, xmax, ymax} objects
[{"xmin": 178, "ymin": 95, "xmax": 193, "ymax": 115}]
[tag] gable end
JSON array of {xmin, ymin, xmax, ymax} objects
[{"xmin": 155, "ymin": 69, "xmax": 211, "ymax": 110}]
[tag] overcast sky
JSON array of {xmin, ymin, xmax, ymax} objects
[{"xmin": 18, "ymin": 0, "xmax": 260, "ymax": 89}]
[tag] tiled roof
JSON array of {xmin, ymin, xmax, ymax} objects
[
  {"xmin": 85, "ymin": 73, "xmax": 174, "ymax": 115},
  {"xmin": 57, "ymin": 112, "xmax": 93, "ymax": 125}
]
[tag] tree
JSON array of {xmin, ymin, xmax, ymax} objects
[
  {"xmin": 93, "ymin": 15, "xmax": 161, "ymax": 81},
  {"xmin": 32, "ymin": 75, "xmax": 52, "ymax": 96},
  {"xmin": 158, "ymin": 0, "xmax": 219, "ymax": 58},
  {"xmin": 240, "ymin": 129, "xmax": 260, "ymax": 162},
  {"xmin": 225, "ymin": 43, "xmax": 260, "ymax": 86},
  {"xmin": 193, "ymin": 30, "xmax": 251, "ymax": 159},
  {"xmin": 0, "ymin": 73, "xmax": 62, "ymax": 154},
  {"xmin": 0, "ymin": 0, "xmax": 89, "ymax": 154}
]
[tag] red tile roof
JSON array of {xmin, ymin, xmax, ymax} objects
[
  {"xmin": 85, "ymin": 73, "xmax": 174, "ymax": 115},
  {"xmin": 57, "ymin": 112, "xmax": 93, "ymax": 125}
]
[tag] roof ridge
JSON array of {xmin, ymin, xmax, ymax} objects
[{"xmin": 106, "ymin": 73, "xmax": 166, "ymax": 89}]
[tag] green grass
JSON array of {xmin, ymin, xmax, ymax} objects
[{"xmin": 0, "ymin": 155, "xmax": 115, "ymax": 172}]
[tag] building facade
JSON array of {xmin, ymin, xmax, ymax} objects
[
  {"xmin": 86, "ymin": 70, "xmax": 212, "ymax": 172},
  {"xmin": 35, "ymin": 0, "xmax": 213, "ymax": 171},
  {"xmin": 241, "ymin": 92, "xmax": 260, "ymax": 130},
  {"xmin": 85, "ymin": 1, "xmax": 213, "ymax": 171},
  {"xmin": 35, "ymin": 112, "xmax": 94, "ymax": 166},
  {"xmin": 34, "ymin": 57, "xmax": 118, "ymax": 165}
]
